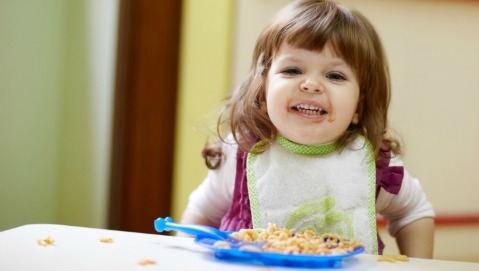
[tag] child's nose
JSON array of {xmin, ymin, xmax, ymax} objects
[{"xmin": 300, "ymin": 79, "xmax": 324, "ymax": 93}]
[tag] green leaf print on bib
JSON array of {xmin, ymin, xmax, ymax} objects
[{"xmin": 285, "ymin": 195, "xmax": 354, "ymax": 237}]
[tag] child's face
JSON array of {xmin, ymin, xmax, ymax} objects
[{"xmin": 265, "ymin": 42, "xmax": 360, "ymax": 145}]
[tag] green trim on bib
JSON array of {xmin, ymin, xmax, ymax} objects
[
  {"xmin": 277, "ymin": 136, "xmax": 338, "ymax": 156},
  {"xmin": 247, "ymin": 144, "xmax": 262, "ymax": 228},
  {"xmin": 365, "ymin": 139, "xmax": 379, "ymax": 254}
]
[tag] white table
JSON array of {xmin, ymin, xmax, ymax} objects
[{"xmin": 0, "ymin": 224, "xmax": 477, "ymax": 271}]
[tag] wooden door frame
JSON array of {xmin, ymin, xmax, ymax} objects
[{"xmin": 108, "ymin": 0, "xmax": 181, "ymax": 234}]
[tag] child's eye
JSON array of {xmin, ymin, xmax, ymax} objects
[
  {"xmin": 326, "ymin": 72, "xmax": 346, "ymax": 81},
  {"xmin": 281, "ymin": 67, "xmax": 302, "ymax": 76}
]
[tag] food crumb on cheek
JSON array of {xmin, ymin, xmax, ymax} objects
[{"xmin": 327, "ymin": 112, "xmax": 336, "ymax": 122}]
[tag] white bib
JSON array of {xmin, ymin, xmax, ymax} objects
[{"xmin": 247, "ymin": 135, "xmax": 378, "ymax": 254}]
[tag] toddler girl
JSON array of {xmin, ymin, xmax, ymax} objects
[{"xmin": 181, "ymin": 0, "xmax": 435, "ymax": 258}]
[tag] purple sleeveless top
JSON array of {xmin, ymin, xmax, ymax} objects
[{"xmin": 219, "ymin": 144, "xmax": 404, "ymax": 255}]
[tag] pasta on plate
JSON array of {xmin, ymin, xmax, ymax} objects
[{"xmin": 214, "ymin": 223, "xmax": 363, "ymax": 255}]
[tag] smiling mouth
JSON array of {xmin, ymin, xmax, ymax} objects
[{"xmin": 292, "ymin": 104, "xmax": 328, "ymax": 116}]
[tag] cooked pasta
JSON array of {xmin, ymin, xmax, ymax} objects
[
  {"xmin": 37, "ymin": 236, "xmax": 55, "ymax": 246},
  {"xmin": 99, "ymin": 237, "xmax": 114, "ymax": 243},
  {"xmin": 225, "ymin": 223, "xmax": 363, "ymax": 255}
]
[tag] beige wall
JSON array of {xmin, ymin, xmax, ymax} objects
[{"xmin": 232, "ymin": 0, "xmax": 479, "ymax": 262}]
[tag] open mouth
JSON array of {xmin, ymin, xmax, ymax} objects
[{"xmin": 292, "ymin": 103, "xmax": 328, "ymax": 116}]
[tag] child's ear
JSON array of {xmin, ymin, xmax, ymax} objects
[
  {"xmin": 353, "ymin": 97, "xmax": 363, "ymax": 125},
  {"xmin": 351, "ymin": 112, "xmax": 359, "ymax": 124}
]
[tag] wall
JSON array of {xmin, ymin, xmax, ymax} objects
[
  {"xmin": 56, "ymin": 0, "xmax": 118, "ymax": 229},
  {"xmin": 0, "ymin": 0, "xmax": 118, "ymax": 230},
  {"xmin": 171, "ymin": 0, "xmax": 235, "ymax": 220},
  {"xmin": 0, "ymin": 0, "xmax": 63, "ymax": 230}
]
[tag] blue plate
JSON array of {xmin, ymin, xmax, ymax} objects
[{"xmin": 195, "ymin": 237, "xmax": 364, "ymax": 268}]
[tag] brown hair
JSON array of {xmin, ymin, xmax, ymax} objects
[{"xmin": 206, "ymin": 0, "xmax": 400, "ymax": 168}]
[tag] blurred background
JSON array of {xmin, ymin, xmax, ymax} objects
[{"xmin": 1, "ymin": 0, "xmax": 478, "ymax": 262}]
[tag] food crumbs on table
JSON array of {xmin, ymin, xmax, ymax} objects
[
  {"xmin": 394, "ymin": 255, "xmax": 409, "ymax": 262},
  {"xmin": 378, "ymin": 255, "xmax": 396, "ymax": 263},
  {"xmin": 37, "ymin": 236, "xmax": 55, "ymax": 246},
  {"xmin": 138, "ymin": 259, "xmax": 157, "ymax": 266},
  {"xmin": 378, "ymin": 255, "xmax": 409, "ymax": 263},
  {"xmin": 99, "ymin": 237, "xmax": 114, "ymax": 243}
]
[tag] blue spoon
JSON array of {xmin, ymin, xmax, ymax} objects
[{"xmin": 154, "ymin": 217, "xmax": 232, "ymax": 241}]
